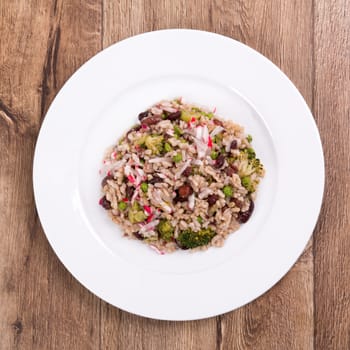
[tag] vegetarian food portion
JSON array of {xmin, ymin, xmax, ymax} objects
[{"xmin": 99, "ymin": 99, "xmax": 265, "ymax": 253}]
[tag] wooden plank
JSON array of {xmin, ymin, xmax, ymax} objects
[
  {"xmin": 100, "ymin": 2, "xmax": 218, "ymax": 349},
  {"xmin": 215, "ymin": 1, "xmax": 314, "ymax": 349},
  {"xmin": 0, "ymin": 1, "xmax": 102, "ymax": 349},
  {"xmin": 101, "ymin": 1, "xmax": 314, "ymax": 349},
  {"xmin": 314, "ymin": 0, "xmax": 350, "ymax": 349}
]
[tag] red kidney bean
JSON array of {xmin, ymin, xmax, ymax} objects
[
  {"xmin": 207, "ymin": 194, "xmax": 219, "ymax": 206},
  {"xmin": 213, "ymin": 119, "xmax": 223, "ymax": 126},
  {"xmin": 183, "ymin": 166, "xmax": 193, "ymax": 177},
  {"xmin": 101, "ymin": 175, "xmax": 113, "ymax": 187},
  {"xmin": 176, "ymin": 184, "xmax": 193, "ymax": 201},
  {"xmin": 141, "ymin": 116, "xmax": 162, "ymax": 126},
  {"xmin": 99, "ymin": 196, "xmax": 112, "ymax": 210},
  {"xmin": 214, "ymin": 154, "xmax": 225, "ymax": 169},
  {"xmin": 224, "ymin": 165, "xmax": 238, "ymax": 176},
  {"xmin": 125, "ymin": 186, "xmax": 135, "ymax": 200},
  {"xmin": 167, "ymin": 111, "xmax": 181, "ymax": 121},
  {"xmin": 138, "ymin": 111, "xmax": 149, "ymax": 121},
  {"xmin": 237, "ymin": 200, "xmax": 254, "ymax": 223},
  {"xmin": 133, "ymin": 232, "xmax": 144, "ymax": 240},
  {"xmin": 231, "ymin": 198, "xmax": 243, "ymax": 208},
  {"xmin": 230, "ymin": 140, "xmax": 238, "ymax": 149},
  {"xmin": 175, "ymin": 239, "xmax": 189, "ymax": 250},
  {"xmin": 149, "ymin": 175, "xmax": 163, "ymax": 184}
]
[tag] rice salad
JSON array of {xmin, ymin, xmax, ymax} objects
[{"xmin": 99, "ymin": 98, "xmax": 265, "ymax": 254}]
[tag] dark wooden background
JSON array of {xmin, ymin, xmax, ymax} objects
[{"xmin": 1, "ymin": 1, "xmax": 349, "ymax": 349}]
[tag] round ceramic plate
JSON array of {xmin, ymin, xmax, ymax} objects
[{"xmin": 33, "ymin": 29, "xmax": 324, "ymax": 321}]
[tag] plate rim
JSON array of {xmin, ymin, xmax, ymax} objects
[{"xmin": 33, "ymin": 29, "xmax": 325, "ymax": 321}]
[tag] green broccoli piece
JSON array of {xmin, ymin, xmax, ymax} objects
[
  {"xmin": 237, "ymin": 148, "xmax": 264, "ymax": 177},
  {"xmin": 128, "ymin": 202, "xmax": 147, "ymax": 223},
  {"xmin": 241, "ymin": 176, "xmax": 254, "ymax": 193},
  {"xmin": 140, "ymin": 182, "xmax": 148, "ymax": 193},
  {"xmin": 145, "ymin": 135, "xmax": 164, "ymax": 155},
  {"xmin": 177, "ymin": 228, "xmax": 216, "ymax": 249},
  {"xmin": 197, "ymin": 216, "xmax": 203, "ymax": 224},
  {"xmin": 223, "ymin": 185, "xmax": 234, "ymax": 198},
  {"xmin": 135, "ymin": 135, "xmax": 147, "ymax": 146},
  {"xmin": 246, "ymin": 134, "xmax": 253, "ymax": 143},
  {"xmin": 245, "ymin": 147, "xmax": 256, "ymax": 160},
  {"xmin": 164, "ymin": 142, "xmax": 173, "ymax": 153},
  {"xmin": 180, "ymin": 110, "xmax": 192, "ymax": 122},
  {"xmin": 204, "ymin": 112, "xmax": 214, "ymax": 119},
  {"xmin": 173, "ymin": 125, "xmax": 183, "ymax": 136},
  {"xmin": 173, "ymin": 153, "xmax": 182, "ymax": 163},
  {"xmin": 118, "ymin": 201, "xmax": 127, "ymax": 211},
  {"xmin": 157, "ymin": 220, "xmax": 174, "ymax": 242},
  {"xmin": 210, "ymin": 151, "xmax": 218, "ymax": 160},
  {"xmin": 213, "ymin": 134, "xmax": 223, "ymax": 145}
]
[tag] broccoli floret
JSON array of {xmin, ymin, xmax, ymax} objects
[
  {"xmin": 157, "ymin": 220, "xmax": 174, "ymax": 242},
  {"xmin": 197, "ymin": 216, "xmax": 203, "ymax": 224},
  {"xmin": 241, "ymin": 176, "xmax": 254, "ymax": 193},
  {"xmin": 246, "ymin": 134, "xmax": 253, "ymax": 143},
  {"xmin": 173, "ymin": 153, "xmax": 182, "ymax": 163},
  {"xmin": 173, "ymin": 125, "xmax": 183, "ymax": 136},
  {"xmin": 164, "ymin": 142, "xmax": 173, "ymax": 153},
  {"xmin": 145, "ymin": 135, "xmax": 164, "ymax": 155},
  {"xmin": 203, "ymin": 112, "xmax": 214, "ymax": 119},
  {"xmin": 210, "ymin": 151, "xmax": 218, "ymax": 160},
  {"xmin": 176, "ymin": 228, "xmax": 216, "ymax": 249},
  {"xmin": 118, "ymin": 201, "xmax": 127, "ymax": 211},
  {"xmin": 237, "ymin": 149, "xmax": 264, "ymax": 177},
  {"xmin": 128, "ymin": 202, "xmax": 147, "ymax": 223},
  {"xmin": 135, "ymin": 135, "xmax": 147, "ymax": 146},
  {"xmin": 180, "ymin": 110, "xmax": 193, "ymax": 122},
  {"xmin": 245, "ymin": 147, "xmax": 256, "ymax": 159},
  {"xmin": 140, "ymin": 182, "xmax": 148, "ymax": 193},
  {"xmin": 223, "ymin": 185, "xmax": 234, "ymax": 198},
  {"xmin": 213, "ymin": 134, "xmax": 223, "ymax": 145}
]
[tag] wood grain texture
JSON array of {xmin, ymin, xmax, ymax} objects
[
  {"xmin": 0, "ymin": 0, "xmax": 349, "ymax": 349},
  {"xmin": 0, "ymin": 1, "xmax": 102, "ymax": 349},
  {"xmin": 313, "ymin": 0, "xmax": 350, "ymax": 349}
]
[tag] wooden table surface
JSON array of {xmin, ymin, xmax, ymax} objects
[{"xmin": 1, "ymin": 1, "xmax": 349, "ymax": 349}]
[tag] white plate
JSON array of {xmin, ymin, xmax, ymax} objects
[{"xmin": 33, "ymin": 29, "xmax": 324, "ymax": 320}]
